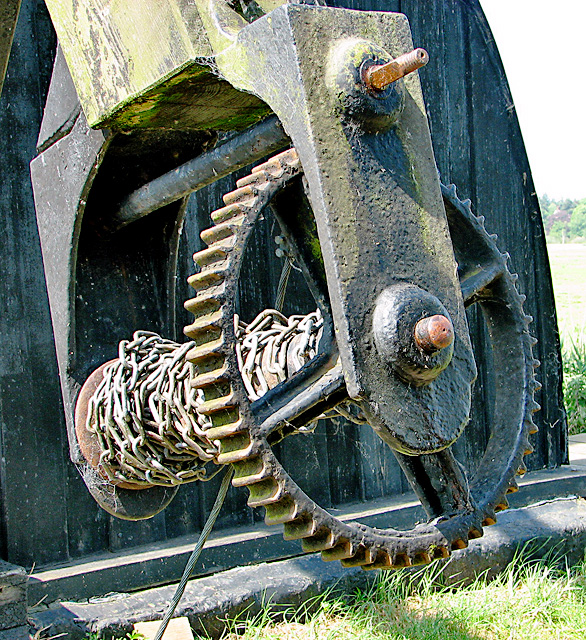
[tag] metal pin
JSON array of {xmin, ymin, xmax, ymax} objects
[
  {"xmin": 364, "ymin": 48, "xmax": 429, "ymax": 91},
  {"xmin": 414, "ymin": 314, "xmax": 454, "ymax": 353}
]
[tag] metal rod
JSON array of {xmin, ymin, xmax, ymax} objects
[
  {"xmin": 114, "ymin": 116, "xmax": 290, "ymax": 229},
  {"xmin": 364, "ymin": 48, "xmax": 429, "ymax": 91}
]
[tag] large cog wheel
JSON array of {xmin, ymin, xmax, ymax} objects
[{"xmin": 184, "ymin": 148, "xmax": 539, "ymax": 569}]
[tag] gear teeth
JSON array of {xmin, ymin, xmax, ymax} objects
[
  {"xmin": 236, "ymin": 171, "xmax": 271, "ymax": 188},
  {"xmin": 231, "ymin": 456, "xmax": 271, "ymax": 487},
  {"xmin": 506, "ymin": 479, "xmax": 519, "ymax": 494},
  {"xmin": 252, "ymin": 148, "xmax": 300, "ymax": 176},
  {"xmin": 187, "ymin": 269, "xmax": 227, "ymax": 292},
  {"xmin": 183, "ymin": 310, "xmax": 224, "ymax": 338},
  {"xmin": 526, "ymin": 417, "xmax": 539, "ymax": 435},
  {"xmin": 340, "ymin": 545, "xmax": 377, "ymax": 568},
  {"xmin": 390, "ymin": 553, "xmax": 412, "ymax": 567},
  {"xmin": 520, "ymin": 434, "xmax": 534, "ymax": 456},
  {"xmin": 531, "ymin": 379, "xmax": 542, "ymax": 392},
  {"xmin": 301, "ymin": 528, "xmax": 337, "ymax": 552},
  {"xmin": 246, "ymin": 478, "xmax": 284, "ymax": 507},
  {"xmin": 223, "ymin": 185, "xmax": 255, "ymax": 206},
  {"xmin": 477, "ymin": 215, "xmax": 486, "ymax": 225},
  {"xmin": 197, "ymin": 392, "xmax": 238, "ymax": 416},
  {"xmin": 193, "ymin": 245, "xmax": 232, "ymax": 268},
  {"xmin": 494, "ymin": 497, "xmax": 509, "ymax": 512},
  {"xmin": 511, "ymin": 273, "xmax": 519, "ymax": 282},
  {"xmin": 216, "ymin": 433, "xmax": 254, "ymax": 464},
  {"xmin": 184, "ymin": 290, "xmax": 224, "ymax": 318},
  {"xmin": 283, "ymin": 516, "xmax": 318, "ymax": 541},
  {"xmin": 533, "ymin": 358, "xmax": 541, "ymax": 369},
  {"xmin": 482, "ymin": 514, "xmax": 497, "ymax": 527},
  {"xmin": 264, "ymin": 496, "xmax": 299, "ymax": 525},
  {"xmin": 206, "ymin": 420, "xmax": 247, "ymax": 440},
  {"xmin": 190, "ymin": 365, "xmax": 230, "ymax": 390},
  {"xmin": 432, "ymin": 546, "xmax": 450, "ymax": 560},
  {"xmin": 185, "ymin": 337, "xmax": 225, "ymax": 364},
  {"xmin": 211, "ymin": 203, "xmax": 244, "ymax": 224},
  {"xmin": 200, "ymin": 218, "xmax": 244, "ymax": 245},
  {"xmin": 451, "ymin": 538, "xmax": 468, "ymax": 550},
  {"xmin": 361, "ymin": 549, "xmax": 392, "ymax": 570},
  {"xmin": 501, "ymin": 251, "xmax": 510, "ymax": 262},
  {"xmin": 321, "ymin": 538, "xmax": 357, "ymax": 561},
  {"xmin": 489, "ymin": 233, "xmax": 498, "ymax": 241},
  {"xmin": 468, "ymin": 526, "xmax": 483, "ymax": 539},
  {"xmin": 516, "ymin": 461, "xmax": 527, "ymax": 477},
  {"xmin": 411, "ymin": 551, "xmax": 433, "ymax": 566},
  {"xmin": 462, "ymin": 198, "xmax": 472, "ymax": 209}
]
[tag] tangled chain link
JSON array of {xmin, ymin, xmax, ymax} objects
[
  {"xmin": 87, "ymin": 332, "xmax": 220, "ymax": 487},
  {"xmin": 235, "ymin": 308, "xmax": 323, "ymax": 401},
  {"xmin": 86, "ymin": 308, "xmax": 328, "ymax": 487}
]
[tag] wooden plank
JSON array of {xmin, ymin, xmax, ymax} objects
[
  {"xmin": 42, "ymin": 0, "xmax": 271, "ymax": 130},
  {"xmin": 0, "ymin": 0, "xmax": 67, "ymax": 566},
  {"xmin": 464, "ymin": 0, "xmax": 565, "ymax": 468},
  {"xmin": 64, "ymin": 464, "xmax": 109, "ymax": 560},
  {"xmin": 108, "ymin": 513, "xmax": 168, "ymax": 553},
  {"xmin": 135, "ymin": 618, "xmax": 194, "ymax": 640},
  {"xmin": 357, "ymin": 422, "xmax": 406, "ymax": 501},
  {"xmin": 401, "ymin": 0, "xmax": 488, "ymax": 474}
]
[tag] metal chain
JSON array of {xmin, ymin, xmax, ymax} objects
[
  {"xmin": 86, "ymin": 331, "xmax": 220, "ymax": 488},
  {"xmin": 86, "ymin": 308, "xmax": 327, "ymax": 487},
  {"xmin": 235, "ymin": 308, "xmax": 324, "ymax": 401}
]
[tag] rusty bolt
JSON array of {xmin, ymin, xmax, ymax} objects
[
  {"xmin": 364, "ymin": 48, "xmax": 429, "ymax": 91},
  {"xmin": 414, "ymin": 314, "xmax": 454, "ymax": 353}
]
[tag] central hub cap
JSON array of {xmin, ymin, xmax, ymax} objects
[{"xmin": 373, "ymin": 284, "xmax": 455, "ymax": 386}]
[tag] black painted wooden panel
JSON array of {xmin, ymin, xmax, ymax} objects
[
  {"xmin": 0, "ymin": 0, "xmax": 565, "ymax": 570},
  {"xmin": 0, "ymin": 0, "xmax": 65, "ymax": 566}
]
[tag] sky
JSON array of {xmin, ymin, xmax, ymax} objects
[{"xmin": 478, "ymin": 0, "xmax": 586, "ymax": 201}]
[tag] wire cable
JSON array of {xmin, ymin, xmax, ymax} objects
[{"xmin": 153, "ymin": 466, "xmax": 234, "ymax": 640}]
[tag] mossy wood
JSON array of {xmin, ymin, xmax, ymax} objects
[{"xmin": 43, "ymin": 0, "xmax": 276, "ymax": 130}]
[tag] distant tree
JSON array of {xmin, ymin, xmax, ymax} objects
[
  {"xmin": 547, "ymin": 207, "xmax": 571, "ymax": 242},
  {"xmin": 569, "ymin": 199, "xmax": 586, "ymax": 239},
  {"xmin": 539, "ymin": 194, "xmax": 561, "ymax": 229}
]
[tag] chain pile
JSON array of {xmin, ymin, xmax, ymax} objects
[
  {"xmin": 235, "ymin": 308, "xmax": 323, "ymax": 401},
  {"xmin": 86, "ymin": 309, "xmax": 327, "ymax": 487},
  {"xmin": 86, "ymin": 332, "xmax": 219, "ymax": 487}
]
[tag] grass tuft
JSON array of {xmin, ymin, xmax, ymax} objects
[
  {"xmin": 216, "ymin": 551, "xmax": 586, "ymax": 640},
  {"xmin": 561, "ymin": 333, "xmax": 586, "ymax": 434}
]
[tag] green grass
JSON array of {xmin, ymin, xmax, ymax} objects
[
  {"xmin": 561, "ymin": 334, "xmax": 586, "ymax": 434},
  {"xmin": 547, "ymin": 243, "xmax": 586, "ymax": 433},
  {"xmin": 216, "ymin": 552, "xmax": 586, "ymax": 640},
  {"xmin": 547, "ymin": 243, "xmax": 586, "ymax": 341}
]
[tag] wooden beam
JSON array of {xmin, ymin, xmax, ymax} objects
[{"xmin": 0, "ymin": 0, "xmax": 21, "ymax": 97}]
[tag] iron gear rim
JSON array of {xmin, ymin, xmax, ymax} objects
[{"xmin": 184, "ymin": 147, "xmax": 539, "ymax": 569}]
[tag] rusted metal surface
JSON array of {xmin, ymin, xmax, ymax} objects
[
  {"xmin": 217, "ymin": 6, "xmax": 477, "ymax": 456},
  {"xmin": 414, "ymin": 314, "xmax": 454, "ymax": 353},
  {"xmin": 364, "ymin": 47, "xmax": 429, "ymax": 91}
]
